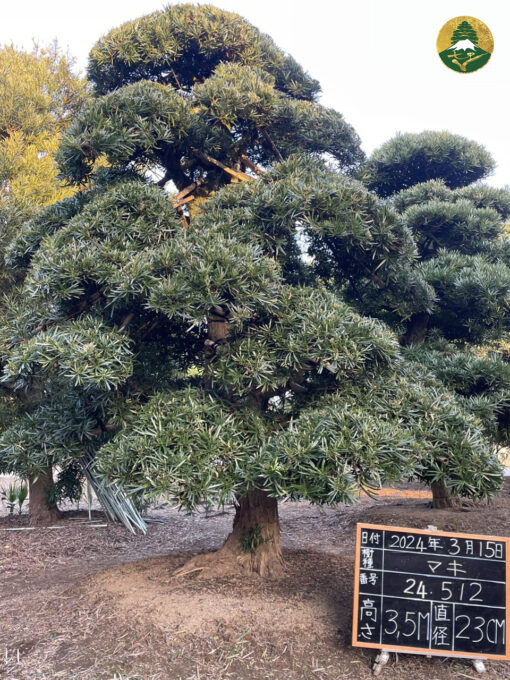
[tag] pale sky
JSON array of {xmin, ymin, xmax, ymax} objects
[{"xmin": 2, "ymin": 0, "xmax": 509, "ymax": 187}]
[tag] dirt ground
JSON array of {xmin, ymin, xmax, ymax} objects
[{"xmin": 1, "ymin": 480, "xmax": 510, "ymax": 680}]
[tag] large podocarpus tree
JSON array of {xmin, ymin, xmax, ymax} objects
[
  {"xmin": 0, "ymin": 7, "xmax": 502, "ymax": 565},
  {"xmin": 363, "ymin": 132, "xmax": 510, "ymax": 506}
]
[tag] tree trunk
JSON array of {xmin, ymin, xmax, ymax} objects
[
  {"xmin": 174, "ymin": 489, "xmax": 284, "ymax": 579},
  {"xmin": 28, "ymin": 467, "xmax": 61, "ymax": 525},
  {"xmin": 179, "ymin": 311, "xmax": 285, "ymax": 578},
  {"xmin": 224, "ymin": 489, "xmax": 284, "ymax": 576},
  {"xmin": 431, "ymin": 480, "xmax": 455, "ymax": 509},
  {"xmin": 401, "ymin": 312, "xmax": 430, "ymax": 346},
  {"xmin": 201, "ymin": 306, "xmax": 230, "ymax": 389}
]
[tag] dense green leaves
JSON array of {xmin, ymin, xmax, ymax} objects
[
  {"xmin": 209, "ymin": 287, "xmax": 400, "ymax": 397},
  {"xmin": 22, "ymin": 181, "xmax": 180, "ymax": 309},
  {"xmin": 1, "ymin": 317, "xmax": 133, "ymax": 391},
  {"xmin": 96, "ymin": 364, "xmax": 503, "ymax": 509},
  {"xmin": 420, "ymin": 251, "xmax": 510, "ymax": 342},
  {"xmin": 364, "ymin": 131, "xmax": 495, "ymax": 197},
  {"xmin": 147, "ymin": 237, "xmax": 282, "ymax": 326},
  {"xmin": 406, "ymin": 345, "xmax": 510, "ymax": 445},
  {"xmin": 368, "ymin": 130, "xmax": 510, "ymax": 465},
  {"xmin": 262, "ymin": 401, "xmax": 416, "ymax": 504},
  {"xmin": 403, "ymin": 200, "xmax": 501, "ymax": 257},
  {"xmin": 88, "ymin": 4, "xmax": 320, "ymax": 100},
  {"xmin": 393, "ymin": 180, "xmax": 510, "ymax": 219},
  {"xmin": 96, "ymin": 387, "xmax": 270, "ymax": 509},
  {"xmin": 5, "ymin": 168, "xmax": 147, "ymax": 269},
  {"xmin": 1, "ymin": 5, "xmax": 504, "ymax": 521},
  {"xmin": 0, "ymin": 391, "xmax": 99, "ymax": 477},
  {"xmin": 57, "ymin": 81, "xmax": 198, "ymax": 183},
  {"xmin": 406, "ymin": 346, "xmax": 510, "ymax": 396},
  {"xmin": 58, "ymin": 64, "xmax": 362, "ymax": 187},
  {"xmin": 351, "ymin": 367, "xmax": 503, "ymax": 499}
]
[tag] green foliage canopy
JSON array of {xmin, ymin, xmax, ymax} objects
[
  {"xmin": 365, "ymin": 132, "xmax": 510, "ymax": 453},
  {"xmin": 0, "ymin": 7, "xmax": 503, "ymax": 518},
  {"xmin": 363, "ymin": 131, "xmax": 495, "ymax": 197}
]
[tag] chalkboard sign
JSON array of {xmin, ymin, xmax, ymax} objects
[{"xmin": 352, "ymin": 523, "xmax": 510, "ymax": 660}]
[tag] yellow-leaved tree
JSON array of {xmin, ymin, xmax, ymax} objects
[
  {"xmin": 0, "ymin": 42, "xmax": 87, "ymax": 204},
  {"xmin": 0, "ymin": 42, "xmax": 88, "ymax": 522}
]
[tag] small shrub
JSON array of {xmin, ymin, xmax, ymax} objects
[{"xmin": 1, "ymin": 482, "xmax": 28, "ymax": 515}]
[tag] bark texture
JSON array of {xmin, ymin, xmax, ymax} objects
[
  {"xmin": 401, "ymin": 312, "xmax": 430, "ymax": 346},
  {"xmin": 431, "ymin": 480, "xmax": 455, "ymax": 509},
  {"xmin": 174, "ymin": 489, "xmax": 284, "ymax": 578},
  {"xmin": 28, "ymin": 467, "xmax": 61, "ymax": 525}
]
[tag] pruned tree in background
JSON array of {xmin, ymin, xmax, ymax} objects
[
  {"xmin": 363, "ymin": 131, "xmax": 510, "ymax": 507},
  {"xmin": 0, "ymin": 6, "xmax": 503, "ymax": 570}
]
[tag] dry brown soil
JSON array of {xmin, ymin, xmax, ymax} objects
[{"xmin": 1, "ymin": 482, "xmax": 509, "ymax": 680}]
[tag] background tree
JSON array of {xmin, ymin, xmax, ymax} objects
[
  {"xmin": 0, "ymin": 42, "xmax": 87, "ymax": 523},
  {"xmin": 363, "ymin": 131, "xmax": 510, "ymax": 506},
  {"xmin": 0, "ymin": 43, "xmax": 87, "ymax": 215},
  {"xmin": 0, "ymin": 5, "xmax": 502, "ymax": 568}
]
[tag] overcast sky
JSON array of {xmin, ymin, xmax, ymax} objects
[{"xmin": 2, "ymin": 0, "xmax": 509, "ymax": 187}]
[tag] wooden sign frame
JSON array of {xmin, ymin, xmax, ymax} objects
[{"xmin": 352, "ymin": 523, "xmax": 510, "ymax": 660}]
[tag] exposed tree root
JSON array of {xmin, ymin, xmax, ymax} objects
[{"xmin": 174, "ymin": 490, "xmax": 285, "ymax": 579}]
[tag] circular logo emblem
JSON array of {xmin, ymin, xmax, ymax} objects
[{"xmin": 437, "ymin": 17, "xmax": 493, "ymax": 73}]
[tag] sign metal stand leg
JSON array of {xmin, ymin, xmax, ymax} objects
[
  {"xmin": 372, "ymin": 650, "xmax": 390, "ymax": 676},
  {"xmin": 373, "ymin": 652, "xmax": 487, "ymax": 676},
  {"xmin": 472, "ymin": 659, "xmax": 487, "ymax": 674}
]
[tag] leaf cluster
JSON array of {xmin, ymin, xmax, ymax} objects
[
  {"xmin": 87, "ymin": 4, "xmax": 320, "ymax": 100},
  {"xmin": 96, "ymin": 363, "xmax": 502, "ymax": 510},
  {"xmin": 363, "ymin": 131, "xmax": 494, "ymax": 197},
  {"xmin": 0, "ymin": 390, "xmax": 99, "ymax": 476},
  {"xmin": 209, "ymin": 286, "xmax": 399, "ymax": 398},
  {"xmin": 1, "ymin": 317, "xmax": 133, "ymax": 392},
  {"xmin": 419, "ymin": 250, "xmax": 510, "ymax": 342},
  {"xmin": 406, "ymin": 344, "xmax": 510, "ymax": 444},
  {"xmin": 57, "ymin": 64, "xmax": 362, "ymax": 187}
]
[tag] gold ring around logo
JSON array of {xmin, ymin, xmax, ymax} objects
[{"xmin": 437, "ymin": 17, "xmax": 493, "ymax": 73}]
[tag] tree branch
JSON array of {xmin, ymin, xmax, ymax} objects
[
  {"xmin": 261, "ymin": 130, "xmax": 283, "ymax": 162},
  {"xmin": 137, "ymin": 320, "xmax": 159, "ymax": 342},
  {"xmin": 172, "ymin": 194, "xmax": 195, "ymax": 209},
  {"xmin": 172, "ymin": 179, "xmax": 204, "ymax": 203},
  {"xmin": 192, "ymin": 150, "xmax": 254, "ymax": 182},
  {"xmin": 241, "ymin": 154, "xmax": 263, "ymax": 175},
  {"xmin": 170, "ymin": 67, "xmax": 183, "ymax": 91},
  {"xmin": 88, "ymin": 423, "xmax": 122, "ymax": 437},
  {"xmin": 348, "ymin": 254, "xmax": 390, "ymax": 292},
  {"xmin": 156, "ymin": 170, "xmax": 173, "ymax": 187},
  {"xmin": 118, "ymin": 312, "xmax": 135, "ymax": 331}
]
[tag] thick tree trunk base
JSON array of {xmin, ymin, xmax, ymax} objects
[
  {"xmin": 29, "ymin": 469, "xmax": 62, "ymax": 526},
  {"xmin": 401, "ymin": 312, "xmax": 430, "ymax": 347},
  {"xmin": 431, "ymin": 480, "xmax": 456, "ymax": 509},
  {"xmin": 29, "ymin": 505, "xmax": 62, "ymax": 526},
  {"xmin": 174, "ymin": 490, "xmax": 284, "ymax": 579}
]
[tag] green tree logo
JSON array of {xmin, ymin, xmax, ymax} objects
[
  {"xmin": 437, "ymin": 17, "xmax": 493, "ymax": 73},
  {"xmin": 451, "ymin": 20, "xmax": 478, "ymax": 44}
]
